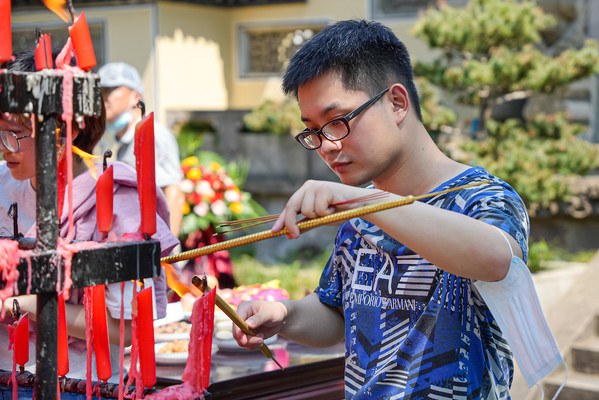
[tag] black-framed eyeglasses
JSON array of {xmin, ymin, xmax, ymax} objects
[
  {"xmin": 295, "ymin": 87, "xmax": 390, "ymax": 150},
  {"xmin": 0, "ymin": 130, "xmax": 33, "ymax": 153}
]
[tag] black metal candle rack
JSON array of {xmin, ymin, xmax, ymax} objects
[{"xmin": 0, "ymin": 69, "xmax": 161, "ymax": 399}]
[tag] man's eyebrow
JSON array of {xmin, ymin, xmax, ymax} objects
[{"xmin": 301, "ymin": 101, "xmax": 342, "ymax": 123}]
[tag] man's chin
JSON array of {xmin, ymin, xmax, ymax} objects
[{"xmin": 337, "ymin": 173, "xmax": 368, "ymax": 187}]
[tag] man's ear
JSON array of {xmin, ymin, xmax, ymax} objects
[
  {"xmin": 390, "ymin": 84, "xmax": 409, "ymax": 125},
  {"xmin": 130, "ymin": 90, "xmax": 142, "ymax": 110}
]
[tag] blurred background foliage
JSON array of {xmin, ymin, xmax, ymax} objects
[
  {"xmin": 411, "ymin": 0, "xmax": 599, "ymax": 212},
  {"xmin": 242, "ymin": 98, "xmax": 303, "ymax": 135}
]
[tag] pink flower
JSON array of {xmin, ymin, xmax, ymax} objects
[
  {"xmin": 193, "ymin": 202, "xmax": 209, "ymax": 217},
  {"xmin": 196, "ymin": 181, "xmax": 215, "ymax": 198},
  {"xmin": 180, "ymin": 179, "xmax": 194, "ymax": 194},
  {"xmin": 211, "ymin": 200, "xmax": 227, "ymax": 216},
  {"xmin": 224, "ymin": 190, "xmax": 241, "ymax": 203}
]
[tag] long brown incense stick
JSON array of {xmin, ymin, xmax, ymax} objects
[
  {"xmin": 215, "ymin": 191, "xmax": 389, "ymax": 234},
  {"xmin": 191, "ymin": 275, "xmax": 284, "ymax": 370},
  {"xmin": 162, "ymin": 180, "xmax": 489, "ymax": 265}
]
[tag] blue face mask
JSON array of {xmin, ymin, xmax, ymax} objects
[{"xmin": 106, "ymin": 111, "xmax": 132, "ymax": 133}]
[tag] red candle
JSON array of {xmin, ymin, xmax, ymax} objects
[
  {"xmin": 35, "ymin": 34, "xmax": 52, "ymax": 70},
  {"xmin": 0, "ymin": 0, "xmax": 11, "ymax": 64},
  {"xmin": 96, "ymin": 164, "xmax": 114, "ymax": 236},
  {"xmin": 13, "ymin": 313, "xmax": 29, "ymax": 367},
  {"xmin": 136, "ymin": 286, "xmax": 156, "ymax": 388},
  {"xmin": 68, "ymin": 11, "xmax": 96, "ymax": 71},
  {"xmin": 91, "ymin": 284, "xmax": 112, "ymax": 382},
  {"xmin": 58, "ymin": 292, "xmax": 70, "ymax": 377},
  {"xmin": 134, "ymin": 113, "xmax": 156, "ymax": 237},
  {"xmin": 57, "ymin": 155, "xmax": 67, "ymax": 220},
  {"xmin": 84, "ymin": 287, "xmax": 93, "ymax": 398}
]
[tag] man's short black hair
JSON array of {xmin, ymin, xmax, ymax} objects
[{"xmin": 282, "ymin": 19, "xmax": 422, "ymax": 121}]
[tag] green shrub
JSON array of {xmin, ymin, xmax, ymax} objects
[
  {"xmin": 243, "ymin": 98, "xmax": 303, "ymax": 136},
  {"xmin": 457, "ymin": 113, "xmax": 599, "ymax": 210}
]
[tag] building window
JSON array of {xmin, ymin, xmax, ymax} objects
[
  {"xmin": 11, "ymin": 21, "xmax": 106, "ymax": 68},
  {"xmin": 370, "ymin": 0, "xmax": 469, "ymax": 19},
  {"xmin": 239, "ymin": 23, "xmax": 325, "ymax": 77}
]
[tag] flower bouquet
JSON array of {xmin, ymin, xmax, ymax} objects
[
  {"xmin": 178, "ymin": 151, "xmax": 265, "ymax": 288},
  {"xmin": 180, "ymin": 151, "xmax": 265, "ymax": 235}
]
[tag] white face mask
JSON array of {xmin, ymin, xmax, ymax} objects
[
  {"xmin": 106, "ymin": 110, "xmax": 132, "ymax": 133},
  {"xmin": 473, "ymin": 228, "xmax": 567, "ymax": 399}
]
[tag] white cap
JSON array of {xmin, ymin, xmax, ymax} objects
[{"xmin": 98, "ymin": 62, "xmax": 145, "ymax": 95}]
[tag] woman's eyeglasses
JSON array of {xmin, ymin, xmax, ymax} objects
[
  {"xmin": 0, "ymin": 130, "xmax": 33, "ymax": 153},
  {"xmin": 295, "ymin": 87, "xmax": 390, "ymax": 150}
]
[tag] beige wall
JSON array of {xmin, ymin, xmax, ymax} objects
[
  {"xmin": 156, "ymin": 2, "xmax": 230, "ymax": 123},
  {"xmin": 226, "ymin": 0, "xmax": 428, "ymax": 109},
  {"xmin": 12, "ymin": 1, "xmax": 432, "ymax": 123},
  {"xmin": 12, "ymin": 5, "xmax": 158, "ymax": 116}
]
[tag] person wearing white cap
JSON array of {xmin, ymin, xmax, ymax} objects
[{"xmin": 97, "ymin": 62, "xmax": 184, "ymax": 237}]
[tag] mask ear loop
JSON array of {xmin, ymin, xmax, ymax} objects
[
  {"xmin": 549, "ymin": 360, "xmax": 568, "ymax": 400},
  {"xmin": 492, "ymin": 225, "xmax": 514, "ymax": 258},
  {"xmin": 493, "ymin": 225, "xmax": 568, "ymax": 400}
]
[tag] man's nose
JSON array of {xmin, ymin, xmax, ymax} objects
[{"xmin": 318, "ymin": 136, "xmax": 343, "ymax": 153}]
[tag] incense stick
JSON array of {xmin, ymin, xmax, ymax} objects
[
  {"xmin": 162, "ymin": 180, "xmax": 489, "ymax": 264},
  {"xmin": 191, "ymin": 276, "xmax": 284, "ymax": 370},
  {"xmin": 215, "ymin": 191, "xmax": 389, "ymax": 234}
]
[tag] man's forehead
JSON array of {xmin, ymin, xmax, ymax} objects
[{"xmin": 298, "ymin": 74, "xmax": 369, "ymax": 118}]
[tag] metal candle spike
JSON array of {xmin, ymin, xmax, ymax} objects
[
  {"xmin": 191, "ymin": 275, "xmax": 284, "ymax": 370},
  {"xmin": 9, "ymin": 202, "xmax": 19, "ymax": 238}
]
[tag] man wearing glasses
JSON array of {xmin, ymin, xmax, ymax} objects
[{"xmin": 234, "ymin": 20, "xmax": 531, "ymax": 399}]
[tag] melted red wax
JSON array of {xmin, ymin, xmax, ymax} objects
[
  {"xmin": 57, "ymin": 151, "xmax": 67, "ymax": 221},
  {"xmin": 55, "ymin": 38, "xmax": 86, "ymax": 238},
  {"xmin": 0, "ymin": 239, "xmax": 21, "ymax": 319},
  {"xmin": 124, "ymin": 283, "xmax": 142, "ymax": 399},
  {"xmin": 118, "ymin": 282, "xmax": 125, "ymax": 400},
  {"xmin": 120, "ymin": 232, "xmax": 145, "ymax": 242},
  {"xmin": 84, "ymin": 287, "xmax": 94, "ymax": 400},
  {"xmin": 145, "ymin": 289, "xmax": 216, "ymax": 399},
  {"xmin": 61, "ymin": 66, "xmax": 75, "ymax": 243},
  {"xmin": 56, "ymin": 238, "xmax": 101, "ymax": 300},
  {"xmin": 25, "ymin": 255, "xmax": 32, "ymax": 296}
]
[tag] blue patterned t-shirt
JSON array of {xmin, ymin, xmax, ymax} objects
[{"xmin": 316, "ymin": 167, "xmax": 529, "ymax": 399}]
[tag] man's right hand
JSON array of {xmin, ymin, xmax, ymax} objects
[{"xmin": 233, "ymin": 300, "xmax": 288, "ymax": 351}]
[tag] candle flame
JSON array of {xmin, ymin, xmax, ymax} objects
[
  {"xmin": 72, "ymin": 145, "xmax": 99, "ymax": 179},
  {"xmin": 42, "ymin": 0, "xmax": 70, "ymax": 23},
  {"xmin": 162, "ymin": 263, "xmax": 202, "ymax": 298}
]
